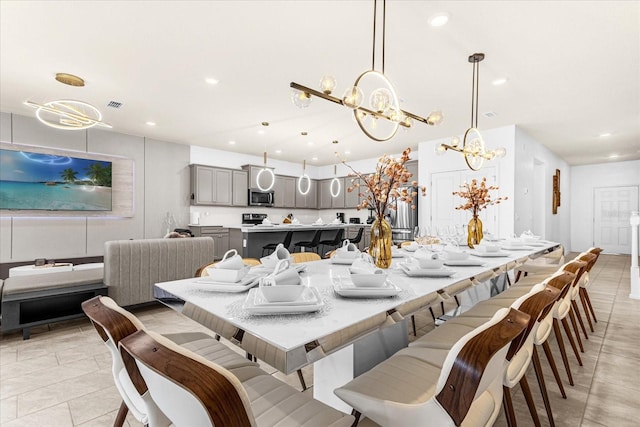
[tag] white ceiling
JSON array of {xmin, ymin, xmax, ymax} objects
[{"xmin": 1, "ymin": 1, "xmax": 638, "ymax": 166}]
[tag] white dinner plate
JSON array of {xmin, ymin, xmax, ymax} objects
[
  {"xmin": 391, "ymin": 250, "xmax": 406, "ymax": 258},
  {"xmin": 332, "ymin": 276, "xmax": 402, "ymax": 298},
  {"xmin": 242, "ymin": 287, "xmax": 323, "ymax": 315},
  {"xmin": 253, "ymin": 286, "xmax": 319, "ymax": 306},
  {"xmin": 500, "ymin": 245, "xmax": 534, "ymax": 251},
  {"xmin": 251, "ymin": 264, "xmax": 307, "ymax": 274},
  {"xmin": 398, "ymin": 264, "xmax": 456, "ymax": 277},
  {"xmin": 470, "ymin": 250, "xmax": 510, "ymax": 257},
  {"xmin": 196, "ymin": 274, "xmax": 260, "ymax": 292},
  {"xmin": 443, "ymin": 259, "xmax": 486, "ymax": 267}
]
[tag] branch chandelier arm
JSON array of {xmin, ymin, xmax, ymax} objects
[{"xmin": 289, "ymin": 0, "xmax": 443, "ymax": 143}]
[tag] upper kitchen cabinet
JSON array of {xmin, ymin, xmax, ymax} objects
[
  {"xmin": 273, "ymin": 175, "xmax": 296, "ymax": 208},
  {"xmin": 295, "ymin": 179, "xmax": 317, "ymax": 209},
  {"xmin": 344, "ymin": 176, "xmax": 361, "ymax": 208},
  {"xmin": 405, "ymin": 160, "xmax": 418, "ymax": 184},
  {"xmin": 318, "ymin": 178, "xmax": 345, "ymax": 209},
  {"xmin": 232, "ymin": 170, "xmax": 248, "ymax": 206},
  {"xmin": 190, "ymin": 164, "xmax": 232, "ymax": 206},
  {"xmin": 242, "ymin": 164, "xmax": 276, "ymax": 190}
]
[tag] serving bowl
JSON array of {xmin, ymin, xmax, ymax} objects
[
  {"xmin": 205, "ymin": 265, "xmax": 250, "ymax": 283},
  {"xmin": 350, "ymin": 272, "xmax": 388, "ymax": 287},
  {"xmin": 260, "ymin": 284, "xmax": 304, "ymax": 302}
]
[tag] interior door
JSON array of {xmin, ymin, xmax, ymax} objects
[
  {"xmin": 431, "ymin": 171, "xmax": 461, "ymax": 230},
  {"xmin": 593, "ymin": 186, "xmax": 639, "ymax": 254}
]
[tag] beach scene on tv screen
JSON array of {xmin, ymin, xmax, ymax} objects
[{"xmin": 0, "ymin": 149, "xmax": 112, "ymax": 211}]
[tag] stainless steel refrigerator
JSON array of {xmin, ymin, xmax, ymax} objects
[{"xmin": 388, "ymin": 186, "xmax": 418, "ymax": 243}]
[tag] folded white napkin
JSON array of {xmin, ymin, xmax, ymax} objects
[
  {"xmin": 261, "ymin": 259, "xmax": 301, "ymax": 287},
  {"xmin": 262, "ymin": 218, "xmax": 271, "ymax": 225},
  {"xmin": 260, "ymin": 243, "xmax": 291, "ymax": 267},
  {"xmin": 313, "ymin": 218, "xmax": 324, "ymax": 225},
  {"xmin": 349, "ymin": 257, "xmax": 384, "ymax": 275},
  {"xmin": 215, "ymin": 249, "xmax": 244, "ymax": 270},
  {"xmin": 291, "ymin": 218, "xmax": 300, "ymax": 225},
  {"xmin": 413, "ymin": 248, "xmax": 439, "ymax": 260}
]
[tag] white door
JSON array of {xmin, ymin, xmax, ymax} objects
[{"xmin": 594, "ymin": 186, "xmax": 639, "ymax": 254}]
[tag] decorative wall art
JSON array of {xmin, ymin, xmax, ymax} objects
[{"xmin": 552, "ymin": 169, "xmax": 561, "ymax": 214}]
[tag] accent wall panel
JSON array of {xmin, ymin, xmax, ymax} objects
[
  {"xmin": 11, "ymin": 113, "xmax": 87, "ymax": 151},
  {"xmin": 11, "ymin": 217, "xmax": 87, "ymax": 260},
  {"xmin": 0, "ymin": 112, "xmax": 11, "ymax": 141},
  {"xmin": 0, "ymin": 217, "xmax": 12, "ymax": 262}
]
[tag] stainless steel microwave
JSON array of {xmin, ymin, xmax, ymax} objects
[{"xmin": 248, "ymin": 189, "xmax": 275, "ymax": 207}]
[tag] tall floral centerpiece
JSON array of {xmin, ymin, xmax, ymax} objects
[
  {"xmin": 342, "ymin": 148, "xmax": 426, "ymax": 268},
  {"xmin": 452, "ymin": 178, "xmax": 507, "ymax": 248}
]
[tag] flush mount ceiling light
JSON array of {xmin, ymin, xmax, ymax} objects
[
  {"xmin": 55, "ymin": 73, "xmax": 85, "ymax": 87},
  {"xmin": 290, "ymin": 0, "xmax": 442, "ymax": 142},
  {"xmin": 24, "ymin": 99, "xmax": 112, "ymax": 130},
  {"xmin": 436, "ymin": 53, "xmax": 506, "ymax": 171},
  {"xmin": 428, "ymin": 12, "xmax": 450, "ymax": 27}
]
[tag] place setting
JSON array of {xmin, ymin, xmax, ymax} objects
[
  {"xmin": 469, "ymin": 242, "xmax": 511, "ymax": 257},
  {"xmin": 331, "ymin": 254, "xmax": 402, "ymax": 298},
  {"xmin": 330, "ymin": 239, "xmax": 360, "ymax": 265},
  {"xmin": 441, "ymin": 247, "xmax": 486, "ymax": 267},
  {"xmin": 397, "ymin": 249, "xmax": 456, "ymax": 278},
  {"xmin": 196, "ymin": 249, "xmax": 260, "ymax": 292},
  {"xmin": 242, "ymin": 259, "xmax": 324, "ymax": 315},
  {"xmin": 254, "ymin": 244, "xmax": 307, "ymax": 274}
]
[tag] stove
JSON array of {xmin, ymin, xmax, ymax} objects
[{"xmin": 242, "ymin": 213, "xmax": 268, "ymax": 225}]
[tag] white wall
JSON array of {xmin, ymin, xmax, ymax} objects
[
  {"xmin": 570, "ymin": 160, "xmax": 640, "ymax": 251},
  {"xmin": 0, "ymin": 112, "xmax": 190, "ymax": 263}
]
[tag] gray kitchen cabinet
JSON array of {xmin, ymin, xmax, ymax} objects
[
  {"xmin": 345, "ymin": 176, "xmax": 361, "ymax": 208},
  {"xmin": 190, "ymin": 165, "xmax": 232, "ymax": 206},
  {"xmin": 274, "ymin": 176, "xmax": 296, "ymax": 208},
  {"xmin": 295, "ymin": 179, "xmax": 317, "ymax": 209},
  {"xmin": 242, "ymin": 164, "xmax": 276, "ymax": 190},
  {"xmin": 232, "ymin": 170, "xmax": 248, "ymax": 206},
  {"xmin": 319, "ymin": 178, "xmax": 345, "ymax": 209},
  {"xmin": 405, "ymin": 160, "xmax": 419, "ymax": 184},
  {"xmin": 190, "ymin": 226, "xmax": 230, "ymax": 260}
]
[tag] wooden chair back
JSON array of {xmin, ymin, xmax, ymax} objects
[
  {"xmin": 119, "ymin": 330, "xmax": 255, "ymax": 427},
  {"xmin": 195, "ymin": 258, "xmax": 261, "ymax": 277},
  {"xmin": 291, "ymin": 252, "xmax": 321, "ymax": 263}
]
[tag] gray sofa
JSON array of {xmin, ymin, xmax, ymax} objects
[{"xmin": 104, "ymin": 237, "xmax": 215, "ymax": 306}]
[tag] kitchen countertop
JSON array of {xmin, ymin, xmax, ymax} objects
[{"xmin": 227, "ymin": 223, "xmax": 356, "ymax": 232}]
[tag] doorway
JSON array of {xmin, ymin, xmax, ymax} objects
[{"xmin": 593, "ymin": 186, "xmax": 639, "ymax": 253}]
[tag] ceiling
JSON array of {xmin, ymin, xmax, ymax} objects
[{"xmin": 1, "ymin": 1, "xmax": 638, "ymax": 166}]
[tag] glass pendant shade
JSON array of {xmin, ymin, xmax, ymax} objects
[
  {"xmin": 319, "ymin": 75, "xmax": 337, "ymax": 94},
  {"xmin": 494, "ymin": 147, "xmax": 507, "ymax": 158},
  {"xmin": 291, "ymin": 89, "xmax": 312, "ymax": 108},
  {"xmin": 343, "ymin": 86, "xmax": 364, "ymax": 109},
  {"xmin": 426, "ymin": 110, "xmax": 444, "ymax": 126},
  {"xmin": 369, "ymin": 87, "xmax": 393, "ymax": 113}
]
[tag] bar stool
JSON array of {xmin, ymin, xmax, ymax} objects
[
  {"xmin": 293, "ymin": 229, "xmax": 323, "ymax": 253},
  {"xmin": 261, "ymin": 230, "xmax": 293, "ymax": 256},
  {"xmin": 318, "ymin": 229, "xmax": 344, "ymax": 256}
]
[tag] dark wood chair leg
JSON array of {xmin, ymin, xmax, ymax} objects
[
  {"xmin": 214, "ymin": 334, "xmax": 221, "ymax": 341},
  {"xmin": 429, "ymin": 307, "xmax": 437, "ymax": 322},
  {"xmin": 454, "ymin": 295, "xmax": 461, "ymax": 307},
  {"xmin": 411, "ymin": 315, "xmax": 417, "ymax": 336},
  {"xmin": 582, "ymin": 288, "xmax": 598, "ymax": 323},
  {"xmin": 561, "ymin": 317, "xmax": 583, "ymax": 366},
  {"xmin": 520, "ymin": 375, "xmax": 542, "ymax": 427},
  {"xmin": 579, "ymin": 288, "xmax": 596, "ymax": 331},
  {"xmin": 532, "ymin": 347, "xmax": 556, "ymax": 427},
  {"xmin": 515, "ymin": 270, "xmax": 522, "ymax": 282},
  {"xmin": 440, "ymin": 301, "xmax": 445, "ymax": 316},
  {"xmin": 568, "ymin": 308, "xmax": 585, "ymax": 352},
  {"xmin": 502, "ymin": 386, "xmax": 517, "ymax": 427},
  {"xmin": 114, "ymin": 401, "xmax": 129, "ymax": 427},
  {"xmin": 351, "ymin": 410, "xmax": 361, "ymax": 427},
  {"xmin": 571, "ymin": 300, "xmax": 589, "ymax": 341},
  {"xmin": 297, "ymin": 369, "xmax": 307, "ymax": 391},
  {"xmin": 552, "ymin": 319, "xmax": 574, "ymax": 386},
  {"xmin": 541, "ymin": 341, "xmax": 567, "ymax": 397}
]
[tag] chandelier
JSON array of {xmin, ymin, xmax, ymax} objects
[
  {"xmin": 290, "ymin": 0, "xmax": 443, "ymax": 142},
  {"xmin": 24, "ymin": 99, "xmax": 112, "ymax": 130},
  {"xmin": 436, "ymin": 53, "xmax": 506, "ymax": 171}
]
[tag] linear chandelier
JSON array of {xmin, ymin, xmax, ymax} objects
[
  {"xmin": 24, "ymin": 99, "xmax": 112, "ymax": 130},
  {"xmin": 436, "ymin": 53, "xmax": 506, "ymax": 171},
  {"xmin": 290, "ymin": 0, "xmax": 443, "ymax": 142}
]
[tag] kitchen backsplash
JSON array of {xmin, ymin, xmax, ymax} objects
[{"xmin": 188, "ymin": 206, "xmax": 368, "ymax": 227}]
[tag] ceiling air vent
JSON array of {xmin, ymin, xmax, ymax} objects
[
  {"xmin": 483, "ymin": 111, "xmax": 497, "ymax": 118},
  {"xmin": 107, "ymin": 101, "xmax": 123, "ymax": 109}
]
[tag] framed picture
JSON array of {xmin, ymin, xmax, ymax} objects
[{"xmin": 552, "ymin": 169, "xmax": 561, "ymax": 214}]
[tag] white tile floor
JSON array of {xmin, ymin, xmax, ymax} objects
[{"xmin": 1, "ymin": 253, "xmax": 639, "ymax": 426}]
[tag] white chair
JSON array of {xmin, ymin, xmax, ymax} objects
[
  {"xmin": 333, "ymin": 307, "xmax": 529, "ymax": 427},
  {"xmin": 81, "ymin": 296, "xmax": 261, "ymax": 427},
  {"xmin": 515, "ymin": 245, "xmax": 565, "ymax": 283},
  {"xmin": 119, "ymin": 329, "xmax": 355, "ymax": 427}
]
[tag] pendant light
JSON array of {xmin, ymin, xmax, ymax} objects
[
  {"xmin": 330, "ymin": 163, "xmax": 341, "ymax": 198},
  {"xmin": 256, "ymin": 151, "xmax": 275, "ymax": 191},
  {"xmin": 297, "ymin": 160, "xmax": 311, "ymax": 195},
  {"xmin": 436, "ymin": 53, "xmax": 506, "ymax": 171}
]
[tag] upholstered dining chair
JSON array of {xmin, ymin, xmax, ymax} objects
[
  {"xmin": 334, "ymin": 307, "xmax": 529, "ymax": 427},
  {"xmin": 195, "ymin": 258, "xmax": 261, "ymax": 277},
  {"xmin": 119, "ymin": 329, "xmax": 355, "ymax": 427},
  {"xmin": 515, "ymin": 245, "xmax": 565, "ymax": 282},
  {"xmin": 575, "ymin": 248, "xmax": 603, "ymax": 332},
  {"xmin": 291, "ymin": 252, "xmax": 322, "ymax": 263},
  {"xmin": 81, "ymin": 296, "xmax": 260, "ymax": 427}
]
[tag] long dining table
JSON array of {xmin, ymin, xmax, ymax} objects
[{"xmin": 154, "ymin": 241, "xmax": 559, "ymax": 411}]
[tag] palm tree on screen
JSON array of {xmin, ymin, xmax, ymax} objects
[{"xmin": 60, "ymin": 168, "xmax": 78, "ymax": 184}]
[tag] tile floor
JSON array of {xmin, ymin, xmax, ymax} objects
[{"xmin": 1, "ymin": 253, "xmax": 639, "ymax": 426}]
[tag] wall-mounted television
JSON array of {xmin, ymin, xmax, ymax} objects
[{"xmin": 0, "ymin": 148, "xmax": 112, "ymax": 211}]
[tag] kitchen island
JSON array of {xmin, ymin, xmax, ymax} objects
[{"xmin": 228, "ymin": 224, "xmax": 368, "ymax": 258}]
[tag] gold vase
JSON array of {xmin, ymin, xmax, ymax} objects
[
  {"xmin": 369, "ymin": 217, "xmax": 392, "ymax": 269},
  {"xmin": 467, "ymin": 216, "xmax": 483, "ymax": 248}
]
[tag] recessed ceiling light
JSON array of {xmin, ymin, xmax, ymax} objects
[
  {"xmin": 228, "ymin": 140, "xmax": 236, "ymax": 145},
  {"xmin": 146, "ymin": 121, "xmax": 156, "ymax": 126},
  {"xmin": 308, "ymin": 141, "xmax": 314, "ymax": 146},
  {"xmin": 492, "ymin": 77, "xmax": 508, "ymax": 86},
  {"xmin": 599, "ymin": 132, "xmax": 612, "ymax": 137},
  {"xmin": 275, "ymin": 149, "xmax": 282, "ymax": 154},
  {"xmin": 608, "ymin": 154, "xmax": 619, "ymax": 159},
  {"xmin": 428, "ymin": 12, "xmax": 450, "ymax": 27},
  {"xmin": 257, "ymin": 130, "xmax": 265, "ymax": 135},
  {"xmin": 345, "ymin": 150, "xmax": 351, "ymax": 154},
  {"xmin": 312, "ymin": 156, "xmax": 318, "ymax": 161},
  {"xmin": 205, "ymin": 77, "xmax": 219, "ymax": 85}
]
